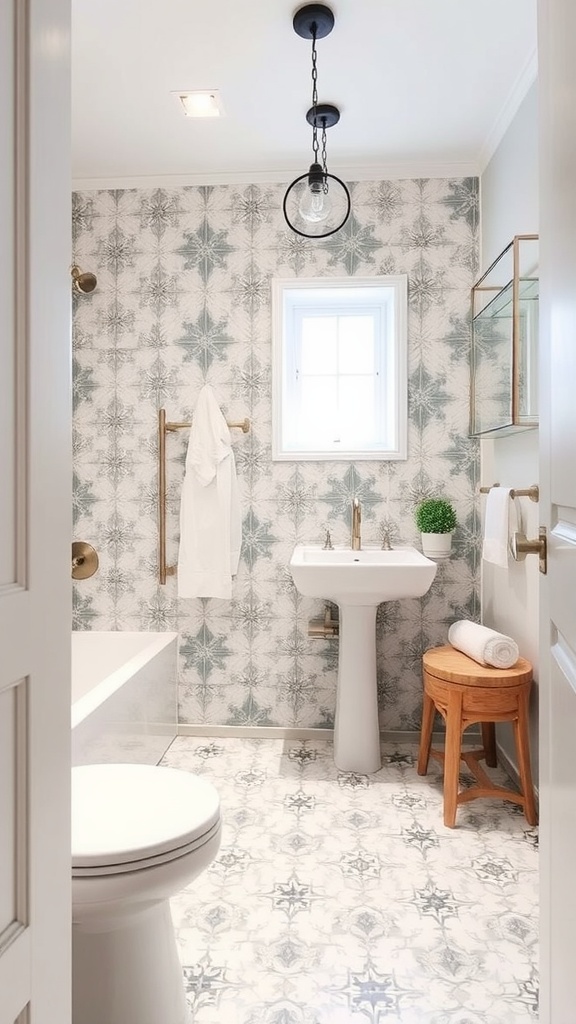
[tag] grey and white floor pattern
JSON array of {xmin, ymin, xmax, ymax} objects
[{"xmin": 163, "ymin": 737, "xmax": 538, "ymax": 1024}]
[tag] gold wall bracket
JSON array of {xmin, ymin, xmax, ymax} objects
[
  {"xmin": 71, "ymin": 264, "xmax": 97, "ymax": 294},
  {"xmin": 72, "ymin": 541, "xmax": 99, "ymax": 580},
  {"xmin": 308, "ymin": 605, "xmax": 339, "ymax": 639}
]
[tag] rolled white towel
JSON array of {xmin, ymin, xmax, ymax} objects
[{"xmin": 448, "ymin": 620, "xmax": 520, "ymax": 669}]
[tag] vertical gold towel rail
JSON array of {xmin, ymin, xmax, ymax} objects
[
  {"xmin": 158, "ymin": 408, "xmax": 250, "ymax": 584},
  {"xmin": 158, "ymin": 409, "xmax": 171, "ymax": 584}
]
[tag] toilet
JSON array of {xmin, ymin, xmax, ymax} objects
[{"xmin": 71, "ymin": 763, "xmax": 222, "ymax": 1024}]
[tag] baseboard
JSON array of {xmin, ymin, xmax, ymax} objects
[
  {"xmin": 177, "ymin": 724, "xmax": 334, "ymax": 740},
  {"xmin": 497, "ymin": 740, "xmax": 540, "ymax": 805},
  {"xmin": 177, "ymin": 724, "xmax": 449, "ymax": 744}
]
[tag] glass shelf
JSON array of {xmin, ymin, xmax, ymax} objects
[{"xmin": 470, "ymin": 235, "xmax": 539, "ymax": 437}]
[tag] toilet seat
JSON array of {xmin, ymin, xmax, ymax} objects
[
  {"xmin": 72, "ymin": 763, "xmax": 221, "ymax": 877},
  {"xmin": 72, "ymin": 819, "xmax": 222, "ymax": 877}
]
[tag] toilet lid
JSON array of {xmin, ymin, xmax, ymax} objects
[{"xmin": 71, "ymin": 764, "xmax": 220, "ymax": 870}]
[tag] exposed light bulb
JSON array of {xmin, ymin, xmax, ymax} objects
[{"xmin": 299, "ymin": 182, "xmax": 332, "ymax": 223}]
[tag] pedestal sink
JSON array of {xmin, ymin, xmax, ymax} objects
[{"xmin": 289, "ymin": 545, "xmax": 438, "ymax": 774}]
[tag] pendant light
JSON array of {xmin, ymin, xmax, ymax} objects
[{"xmin": 283, "ymin": 3, "xmax": 351, "ymax": 239}]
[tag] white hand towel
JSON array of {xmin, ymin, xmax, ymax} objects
[
  {"xmin": 448, "ymin": 620, "xmax": 520, "ymax": 669},
  {"xmin": 482, "ymin": 487, "xmax": 518, "ymax": 567},
  {"xmin": 177, "ymin": 385, "xmax": 242, "ymax": 599}
]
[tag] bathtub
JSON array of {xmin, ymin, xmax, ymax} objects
[{"xmin": 71, "ymin": 631, "xmax": 178, "ymax": 767}]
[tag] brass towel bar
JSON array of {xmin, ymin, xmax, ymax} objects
[
  {"xmin": 158, "ymin": 407, "xmax": 250, "ymax": 584},
  {"xmin": 164, "ymin": 416, "xmax": 250, "ymax": 434},
  {"xmin": 479, "ymin": 483, "xmax": 539, "ymax": 502}
]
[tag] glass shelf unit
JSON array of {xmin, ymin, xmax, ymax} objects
[{"xmin": 470, "ymin": 235, "xmax": 539, "ymax": 437}]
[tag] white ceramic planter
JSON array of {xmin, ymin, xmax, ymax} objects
[{"xmin": 420, "ymin": 531, "xmax": 453, "ymax": 560}]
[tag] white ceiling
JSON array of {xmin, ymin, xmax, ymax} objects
[{"xmin": 71, "ymin": 0, "xmax": 537, "ymax": 187}]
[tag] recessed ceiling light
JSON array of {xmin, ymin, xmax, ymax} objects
[{"xmin": 174, "ymin": 91, "xmax": 224, "ymax": 118}]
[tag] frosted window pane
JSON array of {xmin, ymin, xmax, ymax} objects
[
  {"xmin": 339, "ymin": 316, "xmax": 374, "ymax": 374},
  {"xmin": 272, "ymin": 274, "xmax": 407, "ymax": 460},
  {"xmin": 299, "ymin": 377, "xmax": 338, "ymax": 444},
  {"xmin": 339, "ymin": 377, "xmax": 376, "ymax": 443},
  {"xmin": 300, "ymin": 317, "xmax": 337, "ymax": 374}
]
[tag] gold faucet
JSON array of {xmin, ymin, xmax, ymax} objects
[{"xmin": 351, "ymin": 498, "xmax": 362, "ymax": 550}]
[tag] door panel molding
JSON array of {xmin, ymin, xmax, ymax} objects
[
  {"xmin": 14, "ymin": 0, "xmax": 29, "ymax": 593},
  {"xmin": 551, "ymin": 631, "xmax": 576, "ymax": 695},
  {"xmin": 0, "ymin": 929, "xmax": 30, "ymax": 1024},
  {"xmin": 0, "ymin": 679, "xmax": 28, "ymax": 941},
  {"xmin": 0, "ymin": 0, "xmax": 71, "ymax": 1019},
  {"xmin": 0, "ymin": 592, "xmax": 30, "ymax": 681},
  {"xmin": 552, "ymin": 511, "xmax": 576, "ymax": 537}
]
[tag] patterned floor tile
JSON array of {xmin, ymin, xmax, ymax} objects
[{"xmin": 162, "ymin": 736, "xmax": 538, "ymax": 1022}]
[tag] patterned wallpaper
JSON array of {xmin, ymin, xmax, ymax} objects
[{"xmin": 72, "ymin": 177, "xmax": 480, "ymax": 731}]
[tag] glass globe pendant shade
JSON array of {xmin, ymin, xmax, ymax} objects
[
  {"xmin": 283, "ymin": 163, "xmax": 351, "ymax": 239},
  {"xmin": 299, "ymin": 183, "xmax": 332, "ymax": 224}
]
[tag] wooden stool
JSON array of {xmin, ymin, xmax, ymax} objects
[{"xmin": 417, "ymin": 645, "xmax": 537, "ymax": 828}]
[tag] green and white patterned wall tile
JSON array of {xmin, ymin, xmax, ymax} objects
[{"xmin": 72, "ymin": 176, "xmax": 480, "ymax": 731}]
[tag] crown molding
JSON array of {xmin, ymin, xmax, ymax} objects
[
  {"xmin": 72, "ymin": 160, "xmax": 480, "ymax": 192},
  {"xmin": 478, "ymin": 48, "xmax": 538, "ymax": 173}
]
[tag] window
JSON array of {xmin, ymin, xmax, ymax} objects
[{"xmin": 272, "ymin": 276, "xmax": 407, "ymax": 460}]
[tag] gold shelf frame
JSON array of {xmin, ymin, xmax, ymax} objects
[
  {"xmin": 158, "ymin": 407, "xmax": 250, "ymax": 584},
  {"xmin": 479, "ymin": 482, "xmax": 539, "ymax": 502},
  {"xmin": 470, "ymin": 233, "xmax": 539, "ymax": 436}
]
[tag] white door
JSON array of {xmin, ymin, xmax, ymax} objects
[
  {"xmin": 538, "ymin": 0, "xmax": 576, "ymax": 1020},
  {"xmin": 0, "ymin": 0, "xmax": 71, "ymax": 1021}
]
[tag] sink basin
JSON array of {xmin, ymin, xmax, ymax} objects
[
  {"xmin": 290, "ymin": 545, "xmax": 437, "ymax": 607},
  {"xmin": 289, "ymin": 544, "xmax": 438, "ymax": 775}
]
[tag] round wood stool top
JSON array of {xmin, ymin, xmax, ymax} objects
[{"xmin": 423, "ymin": 645, "xmax": 532, "ymax": 688}]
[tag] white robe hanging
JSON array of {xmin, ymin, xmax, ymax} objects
[{"xmin": 177, "ymin": 385, "xmax": 241, "ymax": 599}]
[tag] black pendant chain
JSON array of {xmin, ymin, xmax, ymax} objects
[{"xmin": 310, "ymin": 27, "xmax": 328, "ymax": 191}]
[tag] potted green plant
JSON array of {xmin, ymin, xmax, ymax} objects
[{"xmin": 415, "ymin": 498, "xmax": 457, "ymax": 559}]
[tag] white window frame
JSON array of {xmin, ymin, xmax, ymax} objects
[{"xmin": 271, "ymin": 275, "xmax": 408, "ymax": 461}]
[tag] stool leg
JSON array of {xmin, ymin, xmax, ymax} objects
[
  {"xmin": 443, "ymin": 689, "xmax": 463, "ymax": 828},
  {"xmin": 514, "ymin": 689, "xmax": 538, "ymax": 826},
  {"xmin": 481, "ymin": 722, "xmax": 498, "ymax": 768},
  {"xmin": 417, "ymin": 690, "xmax": 436, "ymax": 776}
]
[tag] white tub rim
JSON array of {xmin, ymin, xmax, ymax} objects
[{"xmin": 71, "ymin": 631, "xmax": 178, "ymax": 729}]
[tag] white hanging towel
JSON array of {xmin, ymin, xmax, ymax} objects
[
  {"xmin": 481, "ymin": 487, "xmax": 518, "ymax": 567},
  {"xmin": 177, "ymin": 385, "xmax": 242, "ymax": 599}
]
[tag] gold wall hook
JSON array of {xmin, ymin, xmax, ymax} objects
[{"xmin": 72, "ymin": 541, "xmax": 99, "ymax": 580}]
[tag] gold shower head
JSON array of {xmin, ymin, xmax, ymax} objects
[{"xmin": 71, "ymin": 264, "xmax": 97, "ymax": 294}]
